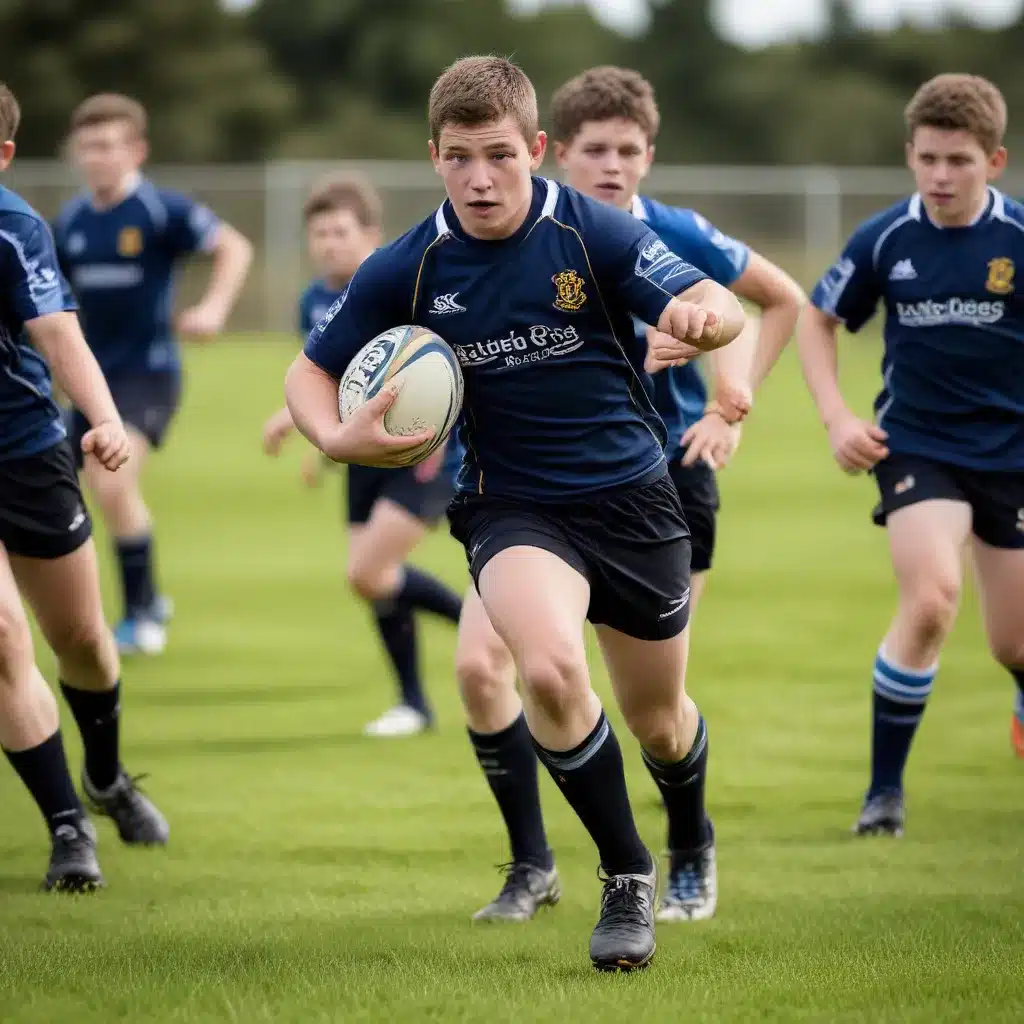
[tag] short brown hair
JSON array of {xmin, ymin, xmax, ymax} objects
[
  {"xmin": 428, "ymin": 56, "xmax": 538, "ymax": 145},
  {"xmin": 70, "ymin": 93, "xmax": 147, "ymax": 137},
  {"xmin": 905, "ymin": 74, "xmax": 1007, "ymax": 154},
  {"xmin": 0, "ymin": 82, "xmax": 21, "ymax": 141},
  {"xmin": 550, "ymin": 66, "xmax": 660, "ymax": 145},
  {"xmin": 303, "ymin": 173, "xmax": 382, "ymax": 228}
]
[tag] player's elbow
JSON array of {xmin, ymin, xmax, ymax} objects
[
  {"xmin": 217, "ymin": 223, "xmax": 254, "ymax": 267},
  {"xmin": 796, "ymin": 304, "xmax": 839, "ymax": 351},
  {"xmin": 707, "ymin": 284, "xmax": 747, "ymax": 350}
]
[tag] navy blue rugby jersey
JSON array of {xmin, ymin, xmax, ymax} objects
[
  {"xmin": 302, "ymin": 276, "xmax": 465, "ymax": 481},
  {"xmin": 299, "ymin": 279, "xmax": 344, "ymax": 336},
  {"xmin": 0, "ymin": 185, "xmax": 77, "ymax": 460},
  {"xmin": 631, "ymin": 195, "xmax": 749, "ymax": 459},
  {"xmin": 53, "ymin": 176, "xmax": 219, "ymax": 378},
  {"xmin": 811, "ymin": 188, "xmax": 1024, "ymax": 471},
  {"xmin": 305, "ymin": 177, "xmax": 707, "ymax": 501}
]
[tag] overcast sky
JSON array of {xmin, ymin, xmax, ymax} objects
[{"xmin": 509, "ymin": 0, "xmax": 1024, "ymax": 45}]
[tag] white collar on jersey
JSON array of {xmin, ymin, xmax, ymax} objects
[
  {"xmin": 631, "ymin": 194, "xmax": 648, "ymax": 221},
  {"xmin": 433, "ymin": 177, "xmax": 560, "ymax": 238},
  {"xmin": 911, "ymin": 186, "xmax": 1007, "ymax": 228}
]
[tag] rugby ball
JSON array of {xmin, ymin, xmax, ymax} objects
[{"xmin": 338, "ymin": 325, "xmax": 463, "ymax": 467}]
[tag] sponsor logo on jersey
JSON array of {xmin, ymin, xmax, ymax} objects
[
  {"xmin": 552, "ymin": 269, "xmax": 587, "ymax": 312},
  {"xmin": 896, "ymin": 297, "xmax": 1005, "ymax": 328},
  {"xmin": 985, "ymin": 256, "xmax": 1015, "ymax": 295},
  {"xmin": 454, "ymin": 324, "xmax": 584, "ymax": 369}
]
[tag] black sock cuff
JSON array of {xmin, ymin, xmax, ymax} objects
[
  {"xmin": 60, "ymin": 680, "xmax": 121, "ymax": 717},
  {"xmin": 642, "ymin": 715, "xmax": 707, "ymax": 778},
  {"xmin": 534, "ymin": 712, "xmax": 610, "ymax": 772},
  {"xmin": 467, "ymin": 711, "xmax": 529, "ymax": 751},
  {"xmin": 115, "ymin": 535, "xmax": 152, "ymax": 555}
]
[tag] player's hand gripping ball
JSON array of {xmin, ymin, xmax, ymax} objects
[{"xmin": 338, "ymin": 325, "xmax": 464, "ymax": 467}]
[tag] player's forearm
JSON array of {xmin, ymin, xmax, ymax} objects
[
  {"xmin": 284, "ymin": 354, "xmax": 340, "ymax": 453},
  {"xmin": 671, "ymin": 279, "xmax": 746, "ymax": 351},
  {"xmin": 709, "ymin": 313, "xmax": 758, "ymax": 395},
  {"xmin": 748, "ymin": 293, "xmax": 804, "ymax": 391},
  {"xmin": 26, "ymin": 312, "xmax": 120, "ymax": 427},
  {"xmin": 796, "ymin": 306, "xmax": 849, "ymax": 426},
  {"xmin": 201, "ymin": 225, "xmax": 253, "ymax": 315}
]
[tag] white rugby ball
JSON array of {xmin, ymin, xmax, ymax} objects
[{"xmin": 338, "ymin": 325, "xmax": 463, "ymax": 467}]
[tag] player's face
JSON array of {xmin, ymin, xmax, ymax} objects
[
  {"xmin": 71, "ymin": 120, "xmax": 147, "ymax": 196},
  {"xmin": 306, "ymin": 208, "xmax": 380, "ymax": 284},
  {"xmin": 429, "ymin": 116, "xmax": 547, "ymax": 240},
  {"xmin": 908, "ymin": 126, "xmax": 1007, "ymax": 226},
  {"xmin": 554, "ymin": 118, "xmax": 653, "ymax": 211}
]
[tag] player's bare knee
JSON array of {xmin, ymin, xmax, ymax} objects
[
  {"xmin": 49, "ymin": 615, "xmax": 117, "ymax": 685},
  {"xmin": 346, "ymin": 561, "xmax": 391, "ymax": 603},
  {"xmin": 906, "ymin": 577, "xmax": 959, "ymax": 643},
  {"xmin": 0, "ymin": 605, "xmax": 33, "ymax": 685},
  {"xmin": 518, "ymin": 645, "xmax": 587, "ymax": 720},
  {"xmin": 989, "ymin": 637, "xmax": 1024, "ymax": 672},
  {"xmin": 457, "ymin": 649, "xmax": 508, "ymax": 716}
]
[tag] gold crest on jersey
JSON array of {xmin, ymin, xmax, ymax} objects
[
  {"xmin": 117, "ymin": 226, "xmax": 143, "ymax": 258},
  {"xmin": 552, "ymin": 269, "xmax": 587, "ymax": 312},
  {"xmin": 985, "ymin": 256, "xmax": 1015, "ymax": 295}
]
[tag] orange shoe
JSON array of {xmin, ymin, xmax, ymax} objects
[{"xmin": 1012, "ymin": 714, "xmax": 1024, "ymax": 759}]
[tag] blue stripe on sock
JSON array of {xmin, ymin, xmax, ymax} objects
[{"xmin": 873, "ymin": 651, "xmax": 935, "ymax": 705}]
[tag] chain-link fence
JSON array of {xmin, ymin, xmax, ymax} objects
[{"xmin": 10, "ymin": 159, "xmax": 1024, "ymax": 334}]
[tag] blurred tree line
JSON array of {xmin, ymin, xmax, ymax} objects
[{"xmin": 2, "ymin": 0, "xmax": 1024, "ymax": 165}]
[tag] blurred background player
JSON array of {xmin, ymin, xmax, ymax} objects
[
  {"xmin": 262, "ymin": 174, "xmax": 463, "ymax": 737},
  {"xmin": 0, "ymin": 83, "xmax": 168, "ymax": 893},
  {"xmin": 456, "ymin": 66, "xmax": 805, "ymax": 927},
  {"xmin": 799, "ymin": 73, "xmax": 1024, "ymax": 837},
  {"xmin": 552, "ymin": 66, "xmax": 806, "ymax": 918},
  {"xmin": 53, "ymin": 93, "xmax": 253, "ymax": 657},
  {"xmin": 553, "ymin": 66, "xmax": 806, "ymax": 610}
]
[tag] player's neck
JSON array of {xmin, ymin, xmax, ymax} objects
[
  {"xmin": 90, "ymin": 171, "xmax": 142, "ymax": 211},
  {"xmin": 322, "ymin": 273, "xmax": 350, "ymax": 290}
]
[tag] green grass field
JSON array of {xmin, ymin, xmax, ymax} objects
[{"xmin": 1, "ymin": 337, "xmax": 1021, "ymax": 1023}]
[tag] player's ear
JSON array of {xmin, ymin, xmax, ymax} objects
[
  {"xmin": 642, "ymin": 144, "xmax": 655, "ymax": 178},
  {"xmin": 989, "ymin": 146, "xmax": 1008, "ymax": 179},
  {"xmin": 552, "ymin": 140, "xmax": 568, "ymax": 167},
  {"xmin": 0, "ymin": 139, "xmax": 15, "ymax": 171},
  {"xmin": 428, "ymin": 139, "xmax": 442, "ymax": 175},
  {"xmin": 134, "ymin": 134, "xmax": 149, "ymax": 167},
  {"xmin": 529, "ymin": 131, "xmax": 547, "ymax": 171}
]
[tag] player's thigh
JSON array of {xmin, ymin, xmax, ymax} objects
[
  {"xmin": 886, "ymin": 499, "xmax": 972, "ymax": 606},
  {"xmin": 347, "ymin": 498, "xmax": 429, "ymax": 583},
  {"xmin": 455, "ymin": 585, "xmax": 518, "ymax": 726},
  {"xmin": 0, "ymin": 541, "xmax": 35, "ymax": 679},
  {"xmin": 449, "ymin": 497, "xmax": 591, "ymax": 685},
  {"xmin": 456, "ymin": 584, "xmax": 515, "ymax": 681},
  {"xmin": 478, "ymin": 547, "xmax": 590, "ymax": 685},
  {"xmin": 971, "ymin": 540, "xmax": 1024, "ymax": 665},
  {"xmin": 9, "ymin": 539, "xmax": 111, "ymax": 659},
  {"xmin": 595, "ymin": 623, "xmax": 690, "ymax": 726}
]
